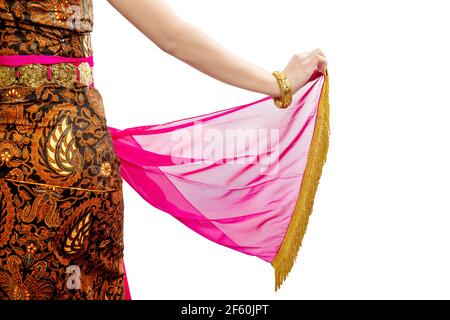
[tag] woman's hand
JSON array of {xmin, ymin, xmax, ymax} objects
[{"xmin": 280, "ymin": 49, "xmax": 328, "ymax": 97}]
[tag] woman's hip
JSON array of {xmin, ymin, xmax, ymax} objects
[{"xmin": 0, "ymin": 85, "xmax": 125, "ymax": 299}]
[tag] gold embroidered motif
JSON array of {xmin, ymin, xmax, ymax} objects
[
  {"xmin": 100, "ymin": 162, "xmax": 112, "ymax": 176},
  {"xmin": 6, "ymin": 88, "xmax": 22, "ymax": 99},
  {"xmin": 26, "ymin": 243, "xmax": 38, "ymax": 255},
  {"xmin": 17, "ymin": 64, "xmax": 48, "ymax": 87},
  {"xmin": 16, "ymin": 184, "xmax": 62, "ymax": 228},
  {"xmin": 78, "ymin": 62, "xmax": 93, "ymax": 86},
  {"xmin": 23, "ymin": 242, "xmax": 38, "ymax": 268},
  {"xmin": 50, "ymin": 63, "xmax": 77, "ymax": 87},
  {"xmin": 46, "ymin": 116, "xmax": 79, "ymax": 176},
  {"xmin": 0, "ymin": 149, "xmax": 12, "ymax": 163},
  {"xmin": 0, "ymin": 256, "xmax": 52, "ymax": 300},
  {"xmin": 0, "ymin": 66, "xmax": 16, "ymax": 87},
  {"xmin": 0, "ymin": 87, "xmax": 33, "ymax": 103},
  {"xmin": 32, "ymin": 186, "xmax": 62, "ymax": 228},
  {"xmin": 64, "ymin": 212, "xmax": 92, "ymax": 254},
  {"xmin": 0, "ymin": 63, "xmax": 94, "ymax": 89},
  {"xmin": 51, "ymin": 1, "xmax": 71, "ymax": 25}
]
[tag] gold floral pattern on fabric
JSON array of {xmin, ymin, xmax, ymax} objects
[
  {"xmin": 0, "ymin": 149, "xmax": 12, "ymax": 163},
  {"xmin": 100, "ymin": 162, "xmax": 112, "ymax": 176}
]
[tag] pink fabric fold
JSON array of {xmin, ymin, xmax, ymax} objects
[
  {"xmin": 123, "ymin": 262, "xmax": 131, "ymax": 300},
  {"xmin": 108, "ymin": 71, "xmax": 325, "ymax": 263}
]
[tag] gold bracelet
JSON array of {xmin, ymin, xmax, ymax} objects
[{"xmin": 272, "ymin": 71, "xmax": 292, "ymax": 109}]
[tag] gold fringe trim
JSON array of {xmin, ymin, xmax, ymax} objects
[{"xmin": 271, "ymin": 70, "xmax": 330, "ymax": 290}]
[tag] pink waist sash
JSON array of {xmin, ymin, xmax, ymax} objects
[{"xmin": 0, "ymin": 55, "xmax": 94, "ymax": 67}]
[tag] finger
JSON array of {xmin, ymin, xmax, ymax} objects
[
  {"xmin": 314, "ymin": 48, "xmax": 326, "ymax": 57},
  {"xmin": 316, "ymin": 56, "xmax": 328, "ymax": 74},
  {"xmin": 308, "ymin": 53, "xmax": 327, "ymax": 68},
  {"xmin": 308, "ymin": 48, "xmax": 326, "ymax": 60}
]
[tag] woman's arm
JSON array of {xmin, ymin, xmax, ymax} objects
[{"xmin": 106, "ymin": 0, "xmax": 327, "ymax": 97}]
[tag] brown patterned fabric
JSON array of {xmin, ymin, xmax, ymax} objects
[
  {"xmin": 0, "ymin": 0, "xmax": 93, "ymax": 57},
  {"xmin": 0, "ymin": 0, "xmax": 126, "ymax": 300}
]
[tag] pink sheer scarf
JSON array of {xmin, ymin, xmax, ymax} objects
[{"xmin": 0, "ymin": 54, "xmax": 330, "ymax": 295}]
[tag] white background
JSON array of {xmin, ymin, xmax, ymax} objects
[{"xmin": 92, "ymin": 0, "xmax": 450, "ymax": 299}]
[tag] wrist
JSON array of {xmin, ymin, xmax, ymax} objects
[
  {"xmin": 263, "ymin": 71, "xmax": 283, "ymax": 98},
  {"xmin": 271, "ymin": 71, "xmax": 293, "ymax": 109}
]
